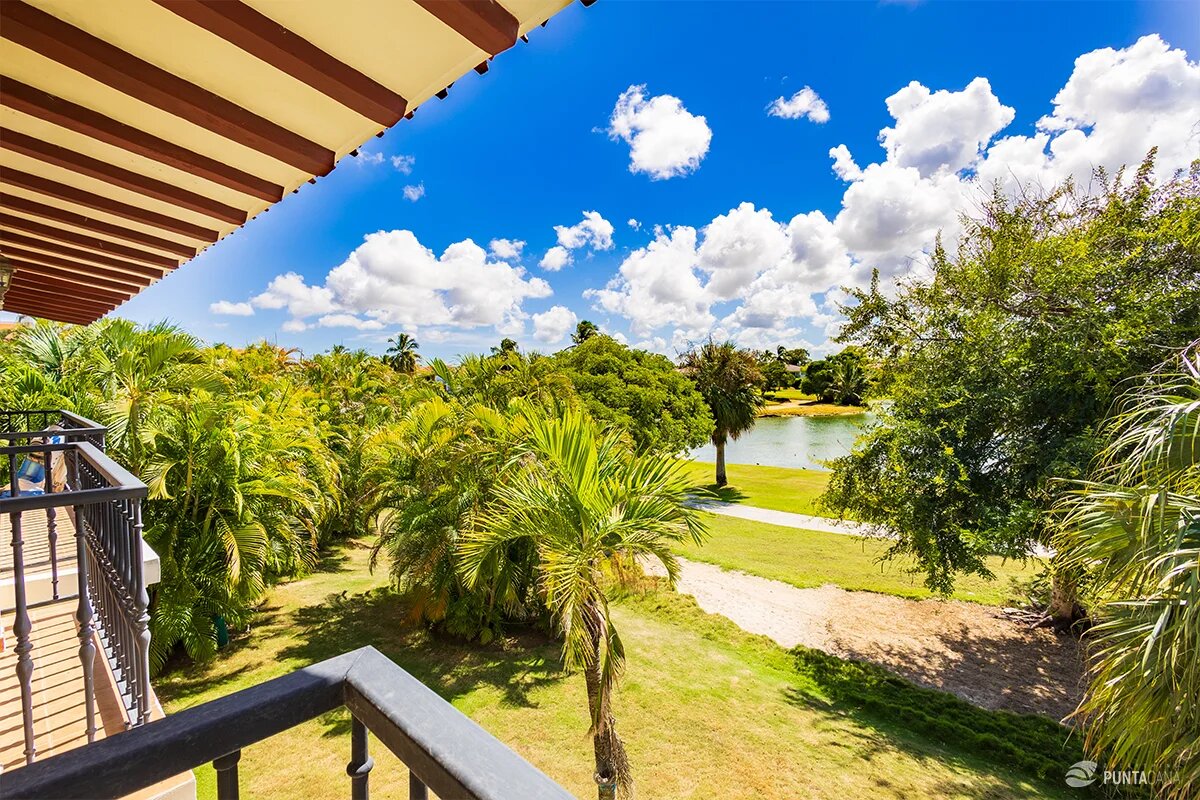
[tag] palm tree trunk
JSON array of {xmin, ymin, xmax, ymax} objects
[
  {"xmin": 584, "ymin": 631, "xmax": 630, "ymax": 799},
  {"xmin": 714, "ymin": 436, "xmax": 727, "ymax": 487},
  {"xmin": 1048, "ymin": 566, "xmax": 1083, "ymax": 630}
]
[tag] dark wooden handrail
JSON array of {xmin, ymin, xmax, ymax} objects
[{"xmin": 1, "ymin": 647, "xmax": 574, "ymax": 800}]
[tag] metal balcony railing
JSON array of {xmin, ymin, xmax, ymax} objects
[
  {"xmin": 1, "ymin": 410, "xmax": 151, "ymax": 767},
  {"xmin": 2, "ymin": 646, "xmax": 574, "ymax": 800}
]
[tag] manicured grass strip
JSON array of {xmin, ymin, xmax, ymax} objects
[
  {"xmin": 680, "ymin": 461, "xmax": 833, "ymax": 517},
  {"xmin": 788, "ymin": 647, "xmax": 1091, "ymax": 787},
  {"xmin": 676, "ymin": 513, "xmax": 1040, "ymax": 606}
]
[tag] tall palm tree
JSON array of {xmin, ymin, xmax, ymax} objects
[
  {"xmin": 1056, "ymin": 343, "xmax": 1200, "ymax": 800},
  {"xmin": 385, "ymin": 333, "xmax": 420, "ymax": 374},
  {"xmin": 681, "ymin": 340, "xmax": 763, "ymax": 486},
  {"xmin": 459, "ymin": 410, "xmax": 706, "ymax": 799},
  {"xmin": 572, "ymin": 320, "xmax": 600, "ymax": 345}
]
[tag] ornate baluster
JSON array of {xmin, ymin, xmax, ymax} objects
[
  {"xmin": 131, "ymin": 501, "xmax": 151, "ymax": 726},
  {"xmin": 72, "ymin": 453, "xmax": 98, "ymax": 743},
  {"xmin": 44, "ymin": 443, "xmax": 59, "ymax": 600},
  {"xmin": 347, "ymin": 715, "xmax": 374, "ymax": 800},
  {"xmin": 9, "ymin": 507, "xmax": 37, "ymax": 764},
  {"xmin": 214, "ymin": 750, "xmax": 241, "ymax": 800}
]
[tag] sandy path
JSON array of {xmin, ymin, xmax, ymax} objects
[{"xmin": 645, "ymin": 557, "xmax": 1083, "ymax": 720}]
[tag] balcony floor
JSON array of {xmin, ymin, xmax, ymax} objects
[
  {"xmin": 1, "ymin": 507, "xmax": 80, "ymax": 580},
  {"xmin": 0, "ymin": 599, "xmax": 128, "ymax": 771}
]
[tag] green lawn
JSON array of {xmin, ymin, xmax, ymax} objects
[
  {"xmin": 681, "ymin": 460, "xmax": 833, "ymax": 517},
  {"xmin": 678, "ymin": 513, "xmax": 1040, "ymax": 606},
  {"xmin": 157, "ymin": 539, "xmax": 1071, "ymax": 799}
]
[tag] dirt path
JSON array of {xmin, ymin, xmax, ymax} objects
[{"xmin": 644, "ymin": 557, "xmax": 1084, "ymax": 720}]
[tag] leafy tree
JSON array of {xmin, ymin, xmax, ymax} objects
[
  {"xmin": 680, "ymin": 340, "xmax": 763, "ymax": 486},
  {"xmin": 370, "ymin": 398, "xmax": 533, "ymax": 639},
  {"xmin": 825, "ymin": 157, "xmax": 1200, "ymax": 609},
  {"xmin": 776, "ymin": 345, "xmax": 810, "ymax": 367},
  {"xmin": 142, "ymin": 386, "xmax": 334, "ymax": 668},
  {"xmin": 553, "ymin": 335, "xmax": 713, "ymax": 454},
  {"xmin": 1056, "ymin": 343, "xmax": 1200, "ymax": 799},
  {"xmin": 572, "ymin": 320, "xmax": 601, "ymax": 345},
  {"xmin": 800, "ymin": 347, "xmax": 870, "ymax": 405},
  {"xmin": 459, "ymin": 409, "xmax": 706, "ymax": 799},
  {"xmin": 828, "ymin": 359, "xmax": 870, "ymax": 406},
  {"xmin": 384, "ymin": 333, "xmax": 420, "ymax": 374},
  {"xmin": 756, "ymin": 351, "xmax": 793, "ymax": 393}
]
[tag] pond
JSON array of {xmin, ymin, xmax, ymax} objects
[{"xmin": 689, "ymin": 412, "xmax": 875, "ymax": 471}]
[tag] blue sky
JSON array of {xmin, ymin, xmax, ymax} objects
[{"xmin": 111, "ymin": 0, "xmax": 1199, "ymax": 360}]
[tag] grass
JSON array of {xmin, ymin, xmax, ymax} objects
[
  {"xmin": 158, "ymin": 539, "xmax": 1074, "ymax": 799},
  {"xmin": 681, "ymin": 460, "xmax": 833, "ymax": 517},
  {"xmin": 760, "ymin": 389, "xmax": 868, "ymax": 417},
  {"xmin": 676, "ymin": 513, "xmax": 1042, "ymax": 606}
]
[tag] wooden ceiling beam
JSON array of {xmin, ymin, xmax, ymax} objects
[
  {"xmin": 1, "ymin": 80, "xmax": 283, "ymax": 203},
  {"xmin": 0, "ymin": 244, "xmax": 163, "ymax": 281},
  {"xmin": 1, "ymin": 297, "xmax": 97, "ymax": 325},
  {"xmin": 1, "ymin": 2, "xmax": 333, "ymax": 174},
  {"xmin": 3, "ymin": 286, "xmax": 114, "ymax": 317},
  {"xmin": 412, "ymin": 0, "xmax": 518, "ymax": 56},
  {"xmin": 0, "ymin": 194, "xmax": 197, "ymax": 259},
  {"xmin": 0, "ymin": 213, "xmax": 181, "ymax": 269},
  {"xmin": 154, "ymin": 0, "xmax": 408, "ymax": 127},
  {"xmin": 12, "ymin": 271, "xmax": 131, "ymax": 305},
  {"xmin": 0, "ymin": 230, "xmax": 171, "ymax": 275},
  {"xmin": 0, "ymin": 168, "xmax": 219, "ymax": 241},
  {"xmin": 5, "ymin": 257, "xmax": 151, "ymax": 294},
  {"xmin": 1, "ymin": 128, "xmax": 247, "ymax": 225}
]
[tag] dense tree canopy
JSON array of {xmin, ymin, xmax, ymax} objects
[
  {"xmin": 825, "ymin": 158, "xmax": 1200, "ymax": 595},
  {"xmin": 800, "ymin": 347, "xmax": 872, "ymax": 405},
  {"xmin": 554, "ymin": 335, "xmax": 713, "ymax": 454}
]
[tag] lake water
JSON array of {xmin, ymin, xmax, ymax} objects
[{"xmin": 689, "ymin": 412, "xmax": 875, "ymax": 471}]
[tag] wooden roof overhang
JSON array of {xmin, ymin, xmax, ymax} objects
[{"xmin": 0, "ymin": 0, "xmax": 584, "ymax": 324}]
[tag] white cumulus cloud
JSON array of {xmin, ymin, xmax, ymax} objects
[
  {"xmin": 489, "ymin": 238, "xmax": 525, "ymax": 260},
  {"xmin": 248, "ymin": 231, "xmax": 552, "ymax": 336},
  {"xmin": 539, "ymin": 246, "xmax": 572, "ymax": 272},
  {"xmin": 608, "ymin": 85, "xmax": 712, "ymax": 180},
  {"xmin": 879, "ymin": 77, "xmax": 1015, "ymax": 176},
  {"xmin": 555, "ymin": 211, "xmax": 615, "ymax": 251},
  {"xmin": 403, "ymin": 183, "xmax": 425, "ymax": 202},
  {"xmin": 532, "ymin": 305, "xmax": 578, "ymax": 344},
  {"xmin": 592, "ymin": 34, "xmax": 1199, "ymax": 355},
  {"xmin": 767, "ymin": 86, "xmax": 830, "ymax": 123},
  {"xmin": 209, "ymin": 300, "xmax": 254, "ymax": 316}
]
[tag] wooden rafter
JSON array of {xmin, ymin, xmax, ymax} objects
[
  {"xmin": 1, "ymin": 80, "xmax": 283, "ymax": 203},
  {"xmin": 0, "ymin": 195, "xmax": 198, "ymax": 259},
  {"xmin": 154, "ymin": 0, "xmax": 408, "ymax": 127},
  {"xmin": 412, "ymin": 0, "xmax": 519, "ymax": 55},
  {"xmin": 1, "ymin": 128, "xmax": 247, "ymax": 225},
  {"xmin": 1, "ymin": 1, "xmax": 333, "ymax": 174}
]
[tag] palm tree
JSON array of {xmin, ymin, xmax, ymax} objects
[
  {"xmin": 1056, "ymin": 343, "xmax": 1200, "ymax": 800},
  {"xmin": 572, "ymin": 320, "xmax": 600, "ymax": 345},
  {"xmin": 828, "ymin": 359, "xmax": 869, "ymax": 405},
  {"xmin": 90, "ymin": 320, "xmax": 226, "ymax": 476},
  {"xmin": 459, "ymin": 410, "xmax": 706, "ymax": 799},
  {"xmin": 385, "ymin": 333, "xmax": 420, "ymax": 374},
  {"xmin": 681, "ymin": 340, "xmax": 763, "ymax": 486},
  {"xmin": 491, "ymin": 337, "xmax": 518, "ymax": 356}
]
